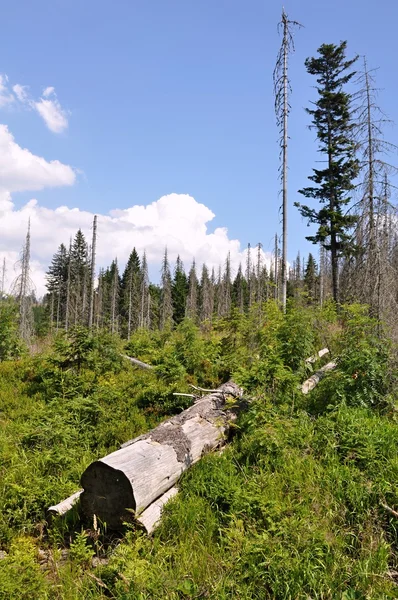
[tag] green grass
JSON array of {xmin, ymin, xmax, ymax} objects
[{"xmin": 1, "ymin": 304, "xmax": 397, "ymax": 598}]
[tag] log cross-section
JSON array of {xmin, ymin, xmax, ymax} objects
[{"xmin": 80, "ymin": 381, "xmax": 242, "ymax": 529}]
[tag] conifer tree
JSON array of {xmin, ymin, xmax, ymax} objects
[
  {"xmin": 232, "ymin": 263, "xmax": 246, "ymax": 313},
  {"xmin": 172, "ymin": 256, "xmax": 188, "ymax": 324},
  {"xmin": 296, "ymin": 42, "xmax": 359, "ymax": 304},
  {"xmin": 65, "ymin": 239, "xmax": 72, "ymax": 331},
  {"xmin": 70, "ymin": 229, "xmax": 90, "ymax": 324},
  {"xmin": 46, "ymin": 243, "xmax": 68, "ymax": 329},
  {"xmin": 221, "ymin": 253, "xmax": 232, "ymax": 316},
  {"xmin": 215, "ymin": 265, "xmax": 224, "ymax": 317},
  {"xmin": 186, "ymin": 259, "xmax": 199, "ymax": 321},
  {"xmin": 121, "ymin": 248, "xmax": 141, "ymax": 338},
  {"xmin": 110, "ymin": 259, "xmax": 120, "ymax": 334},
  {"xmin": 304, "ymin": 253, "xmax": 318, "ymax": 302},
  {"xmin": 139, "ymin": 252, "xmax": 150, "ymax": 329},
  {"xmin": 199, "ymin": 263, "xmax": 214, "ymax": 324},
  {"xmin": 245, "ymin": 243, "xmax": 253, "ymax": 309},
  {"xmin": 160, "ymin": 248, "xmax": 173, "ymax": 329}
]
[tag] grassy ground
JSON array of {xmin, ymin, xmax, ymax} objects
[{"xmin": 0, "ymin": 303, "xmax": 397, "ymax": 599}]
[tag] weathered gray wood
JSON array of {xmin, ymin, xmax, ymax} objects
[
  {"xmin": 48, "ymin": 490, "xmax": 82, "ymax": 517},
  {"xmin": 80, "ymin": 381, "xmax": 242, "ymax": 529},
  {"xmin": 305, "ymin": 348, "xmax": 329, "ymax": 365},
  {"xmin": 137, "ymin": 486, "xmax": 179, "ymax": 534},
  {"xmin": 301, "ymin": 361, "xmax": 336, "ymax": 394},
  {"xmin": 122, "ymin": 354, "xmax": 153, "ymax": 370}
]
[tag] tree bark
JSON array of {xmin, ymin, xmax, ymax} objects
[
  {"xmin": 48, "ymin": 490, "xmax": 82, "ymax": 518},
  {"xmin": 301, "ymin": 361, "xmax": 336, "ymax": 394},
  {"xmin": 136, "ymin": 486, "xmax": 179, "ymax": 534},
  {"xmin": 80, "ymin": 381, "xmax": 242, "ymax": 529}
]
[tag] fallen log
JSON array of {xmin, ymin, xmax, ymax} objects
[
  {"xmin": 122, "ymin": 355, "xmax": 153, "ymax": 370},
  {"xmin": 301, "ymin": 361, "xmax": 337, "ymax": 394},
  {"xmin": 48, "ymin": 490, "xmax": 82, "ymax": 517},
  {"xmin": 80, "ymin": 381, "xmax": 242, "ymax": 529},
  {"xmin": 136, "ymin": 486, "xmax": 179, "ymax": 534}
]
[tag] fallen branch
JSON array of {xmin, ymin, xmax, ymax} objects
[
  {"xmin": 47, "ymin": 490, "xmax": 82, "ymax": 517},
  {"xmin": 80, "ymin": 381, "xmax": 243, "ymax": 529},
  {"xmin": 380, "ymin": 502, "xmax": 398, "ymax": 518},
  {"xmin": 305, "ymin": 348, "xmax": 329, "ymax": 365},
  {"xmin": 301, "ymin": 361, "xmax": 337, "ymax": 394},
  {"xmin": 122, "ymin": 355, "xmax": 153, "ymax": 370},
  {"xmin": 189, "ymin": 384, "xmax": 220, "ymax": 393}
]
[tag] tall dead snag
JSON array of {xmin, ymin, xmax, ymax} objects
[
  {"xmin": 80, "ymin": 381, "xmax": 243, "ymax": 529},
  {"xmin": 88, "ymin": 215, "xmax": 97, "ymax": 329},
  {"xmin": 346, "ymin": 58, "xmax": 398, "ymax": 322},
  {"xmin": 274, "ymin": 9, "xmax": 302, "ymax": 312},
  {"xmin": 273, "ymin": 233, "xmax": 279, "ymax": 301},
  {"xmin": 12, "ymin": 219, "xmax": 34, "ymax": 342}
]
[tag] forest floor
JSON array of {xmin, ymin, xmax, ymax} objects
[{"xmin": 0, "ymin": 302, "xmax": 398, "ymax": 599}]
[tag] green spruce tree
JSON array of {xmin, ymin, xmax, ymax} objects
[
  {"xmin": 121, "ymin": 248, "xmax": 141, "ymax": 338},
  {"xmin": 295, "ymin": 42, "xmax": 359, "ymax": 303},
  {"xmin": 172, "ymin": 256, "xmax": 188, "ymax": 324},
  {"xmin": 304, "ymin": 253, "xmax": 318, "ymax": 302}
]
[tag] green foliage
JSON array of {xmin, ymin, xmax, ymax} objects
[
  {"xmin": 311, "ymin": 304, "xmax": 390, "ymax": 410},
  {"xmin": 0, "ymin": 298, "xmax": 24, "ymax": 361},
  {"xmin": 69, "ymin": 531, "xmax": 95, "ymax": 566},
  {"xmin": 1, "ymin": 301, "xmax": 398, "ymax": 598},
  {"xmin": 296, "ymin": 41, "xmax": 360, "ymax": 303},
  {"xmin": 0, "ymin": 538, "xmax": 48, "ymax": 600}
]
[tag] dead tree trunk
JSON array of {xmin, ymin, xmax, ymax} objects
[{"xmin": 80, "ymin": 381, "xmax": 242, "ymax": 529}]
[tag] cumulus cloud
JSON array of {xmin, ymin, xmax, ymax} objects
[
  {"xmin": 0, "ymin": 125, "xmax": 75, "ymax": 192},
  {"xmin": 33, "ymin": 87, "xmax": 69, "ymax": 133},
  {"xmin": 0, "ymin": 192, "xmax": 272, "ymax": 298},
  {"xmin": 0, "ymin": 121, "xmax": 270, "ymax": 299}
]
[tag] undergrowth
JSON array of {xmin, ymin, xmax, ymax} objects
[{"xmin": 1, "ymin": 301, "xmax": 397, "ymax": 598}]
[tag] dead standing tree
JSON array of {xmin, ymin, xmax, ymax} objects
[
  {"xmin": 348, "ymin": 58, "xmax": 398, "ymax": 323},
  {"xmin": 88, "ymin": 215, "xmax": 97, "ymax": 329},
  {"xmin": 274, "ymin": 8, "xmax": 302, "ymax": 312},
  {"xmin": 11, "ymin": 220, "xmax": 34, "ymax": 342}
]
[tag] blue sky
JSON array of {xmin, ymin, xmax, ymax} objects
[{"xmin": 0, "ymin": 0, "xmax": 397, "ymax": 293}]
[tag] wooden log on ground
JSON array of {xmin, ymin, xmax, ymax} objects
[
  {"xmin": 122, "ymin": 355, "xmax": 153, "ymax": 370},
  {"xmin": 136, "ymin": 486, "xmax": 179, "ymax": 534},
  {"xmin": 80, "ymin": 381, "xmax": 242, "ymax": 529},
  {"xmin": 47, "ymin": 490, "xmax": 82, "ymax": 517},
  {"xmin": 301, "ymin": 361, "xmax": 337, "ymax": 394}
]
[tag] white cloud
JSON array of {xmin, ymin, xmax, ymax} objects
[
  {"xmin": 0, "ymin": 75, "xmax": 15, "ymax": 108},
  {"xmin": 43, "ymin": 86, "xmax": 55, "ymax": 98},
  {"xmin": 0, "ymin": 191, "xmax": 272, "ymax": 298},
  {"xmin": 0, "ymin": 73, "xmax": 69, "ymax": 133},
  {"xmin": 0, "ymin": 124, "xmax": 75, "ymax": 192},
  {"xmin": 0, "ymin": 123, "xmax": 270, "ymax": 299},
  {"xmin": 12, "ymin": 84, "xmax": 29, "ymax": 103},
  {"xmin": 33, "ymin": 87, "xmax": 69, "ymax": 133}
]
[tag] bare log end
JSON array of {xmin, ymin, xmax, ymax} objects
[{"xmin": 80, "ymin": 461, "xmax": 135, "ymax": 529}]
